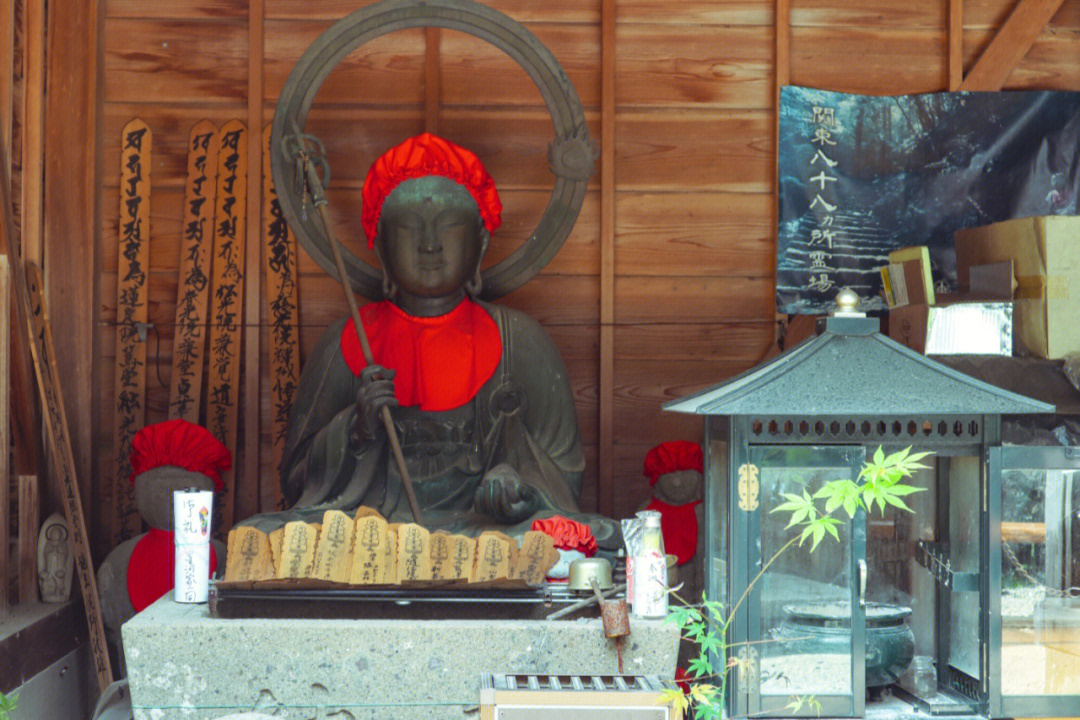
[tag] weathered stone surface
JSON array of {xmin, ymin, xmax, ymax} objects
[{"xmin": 123, "ymin": 595, "xmax": 679, "ymax": 720}]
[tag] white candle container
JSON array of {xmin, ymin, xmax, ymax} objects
[{"xmin": 173, "ymin": 488, "xmax": 213, "ymax": 603}]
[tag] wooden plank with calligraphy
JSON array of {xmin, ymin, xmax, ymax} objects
[
  {"xmin": 21, "ymin": 259, "xmax": 113, "ymax": 689},
  {"xmin": 471, "ymin": 532, "xmax": 511, "ymax": 583},
  {"xmin": 224, "ymin": 526, "xmax": 274, "ymax": 582},
  {"xmin": 396, "ymin": 523, "xmax": 432, "ymax": 581},
  {"xmin": 312, "ymin": 510, "xmax": 353, "ymax": 583},
  {"xmin": 261, "ymin": 123, "xmax": 299, "ymax": 512},
  {"xmin": 277, "ymin": 520, "xmax": 316, "ymax": 579},
  {"xmin": 205, "ymin": 119, "xmax": 247, "ymax": 535},
  {"xmin": 112, "ymin": 117, "xmax": 151, "ymax": 544},
  {"xmin": 168, "ymin": 120, "xmax": 219, "ymax": 423}
]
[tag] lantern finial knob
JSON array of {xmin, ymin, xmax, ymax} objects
[{"xmin": 833, "ymin": 288, "xmax": 864, "ymax": 317}]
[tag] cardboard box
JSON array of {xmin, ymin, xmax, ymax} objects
[
  {"xmin": 880, "ymin": 246, "xmax": 935, "ymax": 308},
  {"xmin": 954, "ymin": 216, "xmax": 1080, "ymax": 359},
  {"xmin": 889, "ymin": 302, "xmax": 1013, "ymax": 355}
]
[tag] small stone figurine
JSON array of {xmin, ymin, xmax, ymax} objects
[
  {"xmin": 96, "ymin": 419, "xmax": 231, "ymax": 644},
  {"xmin": 38, "ymin": 513, "xmax": 74, "ymax": 602}
]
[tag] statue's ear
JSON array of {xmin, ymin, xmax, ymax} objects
[
  {"xmin": 372, "ymin": 234, "xmax": 397, "ymax": 299},
  {"xmin": 478, "ymin": 226, "xmax": 490, "ymax": 262},
  {"xmin": 467, "ymin": 227, "xmax": 490, "ymax": 298},
  {"xmin": 372, "ymin": 232, "xmax": 385, "ymax": 268}
]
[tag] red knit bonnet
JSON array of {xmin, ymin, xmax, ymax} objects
[
  {"xmin": 643, "ymin": 441, "xmax": 704, "ymax": 486},
  {"xmin": 361, "ymin": 133, "xmax": 502, "ymax": 248},
  {"xmin": 128, "ymin": 419, "xmax": 232, "ymax": 491}
]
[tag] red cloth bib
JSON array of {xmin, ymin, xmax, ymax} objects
[
  {"xmin": 646, "ymin": 498, "xmax": 701, "ymax": 566},
  {"xmin": 341, "ymin": 299, "xmax": 502, "ymax": 411},
  {"xmin": 127, "ymin": 528, "xmax": 218, "ymax": 612}
]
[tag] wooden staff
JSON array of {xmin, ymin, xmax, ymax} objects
[
  {"xmin": 287, "ymin": 130, "xmax": 424, "ymax": 526},
  {"xmin": 0, "ymin": 141, "xmax": 113, "ymax": 688}
]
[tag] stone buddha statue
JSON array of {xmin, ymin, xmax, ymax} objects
[{"xmin": 247, "ymin": 133, "xmax": 617, "ymax": 548}]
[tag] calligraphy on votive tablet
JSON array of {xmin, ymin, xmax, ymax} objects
[
  {"xmin": 206, "ymin": 119, "xmax": 248, "ymax": 531},
  {"xmin": 114, "ymin": 118, "xmax": 151, "ymax": 543},
  {"xmin": 169, "ymin": 121, "xmax": 219, "ymax": 423},
  {"xmin": 262, "ymin": 126, "xmax": 300, "ymax": 511}
]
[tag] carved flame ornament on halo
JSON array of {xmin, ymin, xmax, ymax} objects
[{"xmin": 270, "ymin": 0, "xmax": 598, "ymax": 300}]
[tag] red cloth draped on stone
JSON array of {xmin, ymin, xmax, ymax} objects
[
  {"xmin": 643, "ymin": 440, "xmax": 703, "ymax": 486},
  {"xmin": 361, "ymin": 132, "xmax": 502, "ymax": 247},
  {"xmin": 645, "ymin": 497, "xmax": 701, "ymax": 565},
  {"xmin": 531, "ymin": 515, "xmax": 598, "ymax": 557},
  {"xmin": 127, "ymin": 528, "xmax": 218, "ymax": 612},
  {"xmin": 128, "ymin": 419, "xmax": 232, "ymax": 490},
  {"xmin": 341, "ymin": 298, "xmax": 502, "ymax": 412}
]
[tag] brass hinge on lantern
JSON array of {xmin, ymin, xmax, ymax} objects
[{"xmin": 737, "ymin": 463, "xmax": 760, "ymax": 511}]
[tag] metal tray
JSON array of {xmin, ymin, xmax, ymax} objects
[{"xmin": 209, "ymin": 578, "xmax": 610, "ymax": 620}]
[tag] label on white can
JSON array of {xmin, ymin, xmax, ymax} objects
[
  {"xmin": 173, "ymin": 489, "xmax": 213, "ymax": 603},
  {"xmin": 175, "ymin": 544, "xmax": 210, "ymax": 602},
  {"xmin": 631, "ymin": 551, "xmax": 668, "ymax": 618}
]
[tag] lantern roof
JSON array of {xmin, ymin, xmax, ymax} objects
[{"xmin": 664, "ymin": 315, "xmax": 1055, "ymax": 417}]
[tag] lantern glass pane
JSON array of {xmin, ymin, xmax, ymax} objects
[
  {"xmin": 757, "ymin": 455, "xmax": 855, "ymax": 699},
  {"xmin": 948, "ymin": 456, "xmax": 983, "ymax": 681},
  {"xmin": 1001, "ymin": 467, "xmax": 1080, "ymax": 697}
]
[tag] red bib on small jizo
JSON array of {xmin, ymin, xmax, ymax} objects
[
  {"xmin": 341, "ymin": 299, "xmax": 502, "ymax": 411},
  {"xmin": 127, "ymin": 527, "xmax": 218, "ymax": 612}
]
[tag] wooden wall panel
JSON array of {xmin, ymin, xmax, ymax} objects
[
  {"xmin": 790, "ymin": 27, "xmax": 948, "ymax": 94},
  {"xmin": 616, "ymin": 111, "xmax": 773, "ymax": 192},
  {"xmin": 264, "ymin": 0, "xmax": 601, "ymax": 23},
  {"xmin": 615, "ymin": 25, "xmax": 773, "ymax": 109},
  {"xmin": 617, "ymin": 1, "xmax": 773, "ymax": 25},
  {"xmin": 615, "ymin": 276, "xmax": 774, "ymax": 323},
  {"xmin": 106, "ymin": 1, "xmax": 248, "ymax": 20},
  {"xmin": 263, "ymin": 23, "xmax": 426, "ymax": 106},
  {"xmin": 439, "ymin": 25, "xmax": 601, "ymax": 108},
  {"xmin": 615, "ymin": 192, "xmax": 773, "ymax": 277},
  {"xmin": 614, "ymin": 323, "xmax": 776, "ymax": 361},
  {"xmin": 103, "ymin": 19, "xmax": 248, "ymax": 103},
  {"xmin": 790, "ymin": 1, "xmax": 945, "ymax": 28}
]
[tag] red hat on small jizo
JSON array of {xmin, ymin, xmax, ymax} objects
[
  {"xmin": 643, "ymin": 440, "xmax": 703, "ymax": 486},
  {"xmin": 361, "ymin": 132, "xmax": 502, "ymax": 247},
  {"xmin": 128, "ymin": 419, "xmax": 232, "ymax": 491}
]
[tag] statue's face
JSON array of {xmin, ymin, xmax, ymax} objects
[{"xmin": 376, "ymin": 176, "xmax": 486, "ymax": 301}]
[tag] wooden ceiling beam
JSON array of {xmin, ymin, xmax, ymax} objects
[
  {"xmin": 948, "ymin": 0, "xmax": 963, "ymax": 91},
  {"xmin": 959, "ymin": 0, "xmax": 1065, "ymax": 90}
]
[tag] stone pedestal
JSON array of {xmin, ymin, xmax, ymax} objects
[{"xmin": 122, "ymin": 596, "xmax": 679, "ymax": 720}]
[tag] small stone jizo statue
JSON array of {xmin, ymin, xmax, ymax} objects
[{"xmin": 96, "ymin": 419, "xmax": 231, "ymax": 638}]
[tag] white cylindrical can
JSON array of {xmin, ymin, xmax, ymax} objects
[
  {"xmin": 173, "ymin": 488, "xmax": 213, "ymax": 603},
  {"xmin": 631, "ymin": 510, "xmax": 668, "ymax": 618}
]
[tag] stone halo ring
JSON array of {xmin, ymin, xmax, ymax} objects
[{"xmin": 270, "ymin": 0, "xmax": 597, "ymax": 300}]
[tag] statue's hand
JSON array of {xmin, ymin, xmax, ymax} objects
[
  {"xmin": 354, "ymin": 364, "xmax": 398, "ymax": 440},
  {"xmin": 474, "ymin": 464, "xmax": 539, "ymax": 524}
]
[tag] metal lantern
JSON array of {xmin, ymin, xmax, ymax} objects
[{"xmin": 664, "ymin": 292, "xmax": 1071, "ymax": 719}]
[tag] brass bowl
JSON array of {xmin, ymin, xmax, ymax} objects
[{"xmin": 567, "ymin": 558, "xmax": 613, "ymax": 592}]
